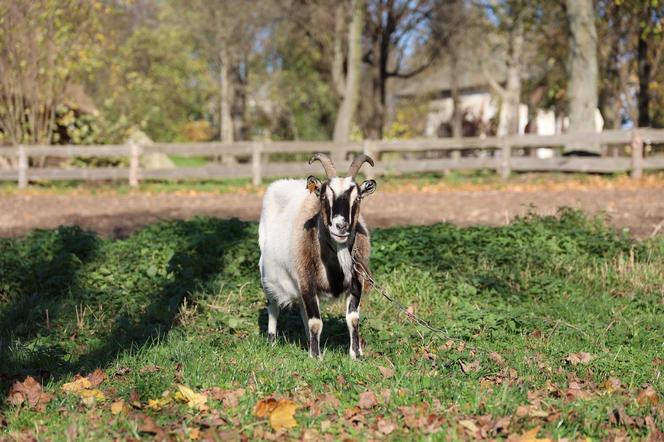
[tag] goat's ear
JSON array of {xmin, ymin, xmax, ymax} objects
[
  {"xmin": 306, "ymin": 176, "xmax": 321, "ymax": 196},
  {"xmin": 359, "ymin": 179, "xmax": 376, "ymax": 197}
]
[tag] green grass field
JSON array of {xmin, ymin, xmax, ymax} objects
[{"xmin": 1, "ymin": 211, "xmax": 662, "ymax": 440}]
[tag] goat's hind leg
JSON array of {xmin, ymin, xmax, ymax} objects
[
  {"xmin": 301, "ymin": 293, "xmax": 323, "ymax": 359},
  {"xmin": 346, "ymin": 277, "xmax": 363, "ymax": 359},
  {"xmin": 266, "ymin": 299, "xmax": 280, "ymax": 345}
]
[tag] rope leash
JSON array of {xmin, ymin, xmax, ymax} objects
[{"xmin": 352, "ymin": 257, "xmax": 490, "ymax": 354}]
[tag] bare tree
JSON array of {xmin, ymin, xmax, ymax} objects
[
  {"xmin": 0, "ymin": 0, "xmax": 99, "ymax": 153},
  {"xmin": 565, "ymin": 0, "xmax": 599, "ymax": 153},
  {"xmin": 362, "ymin": 0, "xmax": 441, "ymax": 139},
  {"xmin": 332, "ymin": 0, "xmax": 363, "ymax": 145},
  {"xmin": 478, "ymin": 1, "xmax": 529, "ymax": 137}
]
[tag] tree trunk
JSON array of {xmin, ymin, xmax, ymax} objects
[
  {"xmin": 637, "ymin": 30, "xmax": 651, "ymax": 127},
  {"xmin": 333, "ymin": 0, "xmax": 363, "ymax": 147},
  {"xmin": 497, "ymin": 20, "xmax": 523, "ymax": 137},
  {"xmin": 219, "ymin": 45, "xmax": 234, "ymax": 144},
  {"xmin": 450, "ymin": 53, "xmax": 463, "ymax": 138},
  {"xmin": 565, "ymin": 0, "xmax": 599, "ymax": 153}
]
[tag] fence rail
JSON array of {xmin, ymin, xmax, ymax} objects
[{"xmin": 1, "ymin": 129, "xmax": 663, "ymax": 188}]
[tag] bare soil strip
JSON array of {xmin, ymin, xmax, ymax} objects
[{"xmin": 1, "ymin": 186, "xmax": 662, "ymax": 238}]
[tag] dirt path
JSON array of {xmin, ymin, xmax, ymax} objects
[{"xmin": 1, "ymin": 186, "xmax": 663, "ymax": 238}]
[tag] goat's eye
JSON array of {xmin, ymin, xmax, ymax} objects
[{"xmin": 321, "ymin": 195, "xmax": 326, "ymax": 201}]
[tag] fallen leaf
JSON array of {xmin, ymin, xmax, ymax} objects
[
  {"xmin": 7, "ymin": 376, "xmax": 53, "ymax": 411},
  {"xmin": 62, "ymin": 376, "xmax": 92, "ymax": 393},
  {"xmin": 511, "ymin": 425, "xmax": 552, "ymax": 442},
  {"xmin": 602, "ymin": 377, "xmax": 623, "ymax": 394},
  {"xmin": 175, "ymin": 384, "xmax": 208, "ymax": 410},
  {"xmin": 378, "ymin": 366, "xmax": 394, "ymax": 378},
  {"xmin": 609, "ymin": 407, "xmax": 634, "ymax": 427},
  {"xmin": 636, "ymin": 385, "xmax": 659, "ymax": 406},
  {"xmin": 269, "ymin": 399, "xmax": 297, "ymax": 431},
  {"xmin": 148, "ymin": 395, "xmax": 172, "ymax": 411},
  {"xmin": 441, "ymin": 339, "xmax": 455, "ymax": 351},
  {"xmin": 564, "ymin": 352, "xmax": 593, "ymax": 366},
  {"xmin": 86, "ymin": 369, "xmax": 107, "ymax": 388},
  {"xmin": 358, "ymin": 391, "xmax": 378, "ymax": 409},
  {"xmin": 137, "ymin": 414, "xmax": 166, "ymax": 439},
  {"xmin": 79, "ymin": 389, "xmax": 105, "ymax": 401},
  {"xmin": 490, "ymin": 352, "xmax": 506, "ymax": 366},
  {"xmin": 253, "ymin": 397, "xmax": 278, "ymax": 418},
  {"xmin": 139, "ymin": 364, "xmax": 161, "ymax": 374},
  {"xmin": 320, "ymin": 419, "xmax": 332, "ymax": 432},
  {"xmin": 459, "ymin": 419, "xmax": 479, "ymax": 434},
  {"xmin": 377, "ymin": 418, "xmax": 396, "ymax": 435},
  {"xmin": 111, "ymin": 400, "xmax": 128, "ymax": 415},
  {"xmin": 493, "ymin": 415, "xmax": 511, "ymax": 435},
  {"xmin": 460, "ymin": 360, "xmax": 481, "ymax": 373},
  {"xmin": 206, "ymin": 387, "xmax": 245, "ymax": 408},
  {"xmin": 114, "ymin": 367, "xmax": 131, "ymax": 377},
  {"xmin": 188, "ymin": 427, "xmax": 200, "ymax": 440},
  {"xmin": 565, "ymin": 381, "xmax": 592, "ymax": 401}
]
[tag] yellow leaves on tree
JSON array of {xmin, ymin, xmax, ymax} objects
[{"xmin": 253, "ymin": 397, "xmax": 298, "ymax": 431}]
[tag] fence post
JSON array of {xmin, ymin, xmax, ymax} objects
[
  {"xmin": 631, "ymin": 130, "xmax": 643, "ymax": 179},
  {"xmin": 252, "ymin": 142, "xmax": 262, "ymax": 186},
  {"xmin": 499, "ymin": 138, "xmax": 511, "ymax": 180},
  {"xmin": 129, "ymin": 140, "xmax": 141, "ymax": 188},
  {"xmin": 363, "ymin": 140, "xmax": 377, "ymax": 179},
  {"xmin": 18, "ymin": 144, "xmax": 27, "ymax": 189}
]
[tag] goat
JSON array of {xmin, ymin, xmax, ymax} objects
[{"xmin": 258, "ymin": 153, "xmax": 376, "ymax": 359}]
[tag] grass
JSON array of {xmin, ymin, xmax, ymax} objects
[{"xmin": 0, "ymin": 211, "xmax": 662, "ymax": 440}]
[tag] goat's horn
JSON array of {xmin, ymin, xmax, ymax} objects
[
  {"xmin": 347, "ymin": 153, "xmax": 374, "ymax": 178},
  {"xmin": 309, "ymin": 153, "xmax": 337, "ymax": 178}
]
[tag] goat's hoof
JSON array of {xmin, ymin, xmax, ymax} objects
[
  {"xmin": 349, "ymin": 349, "xmax": 362, "ymax": 360},
  {"xmin": 267, "ymin": 333, "xmax": 276, "ymax": 345}
]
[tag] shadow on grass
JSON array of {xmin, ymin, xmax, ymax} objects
[
  {"xmin": 0, "ymin": 217, "xmax": 255, "ymax": 410},
  {"xmin": 256, "ymin": 307, "xmax": 351, "ymax": 355}
]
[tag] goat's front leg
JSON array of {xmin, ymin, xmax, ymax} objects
[
  {"xmin": 346, "ymin": 276, "xmax": 363, "ymax": 359},
  {"xmin": 302, "ymin": 292, "xmax": 323, "ymax": 359}
]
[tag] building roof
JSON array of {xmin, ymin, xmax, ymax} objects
[{"xmin": 394, "ymin": 53, "xmax": 507, "ymax": 98}]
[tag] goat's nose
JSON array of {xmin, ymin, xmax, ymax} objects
[{"xmin": 335, "ymin": 220, "xmax": 349, "ymax": 231}]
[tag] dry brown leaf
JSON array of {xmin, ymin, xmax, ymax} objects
[
  {"xmin": 609, "ymin": 407, "xmax": 634, "ymax": 427},
  {"xmin": 175, "ymin": 384, "xmax": 208, "ymax": 410},
  {"xmin": 206, "ymin": 387, "xmax": 245, "ymax": 408},
  {"xmin": 490, "ymin": 352, "xmax": 506, "ymax": 366},
  {"xmin": 564, "ymin": 352, "xmax": 593, "ymax": 365},
  {"xmin": 86, "ymin": 369, "xmax": 107, "ymax": 388},
  {"xmin": 636, "ymin": 385, "xmax": 659, "ymax": 406},
  {"xmin": 269, "ymin": 399, "xmax": 297, "ymax": 431},
  {"xmin": 253, "ymin": 397, "xmax": 278, "ymax": 418},
  {"xmin": 460, "ymin": 360, "xmax": 481, "ymax": 373},
  {"xmin": 602, "ymin": 377, "xmax": 623, "ymax": 394},
  {"xmin": 510, "ymin": 425, "xmax": 552, "ymax": 442},
  {"xmin": 137, "ymin": 414, "xmax": 166, "ymax": 439},
  {"xmin": 441, "ymin": 339, "xmax": 455, "ymax": 351},
  {"xmin": 377, "ymin": 418, "xmax": 396, "ymax": 435},
  {"xmin": 7, "ymin": 376, "xmax": 52, "ymax": 411},
  {"xmin": 378, "ymin": 366, "xmax": 394, "ymax": 378},
  {"xmin": 459, "ymin": 419, "xmax": 479, "ymax": 434},
  {"xmin": 358, "ymin": 391, "xmax": 378, "ymax": 409},
  {"xmin": 565, "ymin": 381, "xmax": 592, "ymax": 401},
  {"xmin": 139, "ymin": 364, "xmax": 161, "ymax": 374}
]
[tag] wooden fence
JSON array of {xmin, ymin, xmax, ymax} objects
[{"xmin": 1, "ymin": 128, "xmax": 664, "ymax": 188}]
